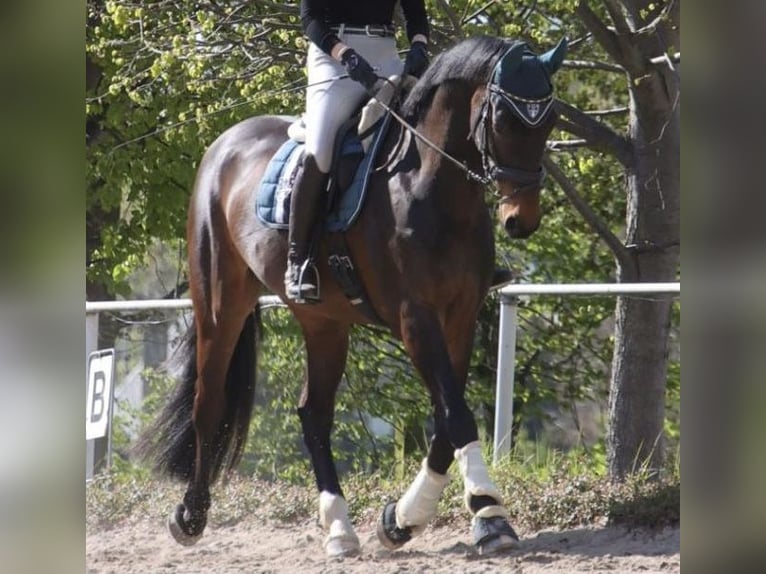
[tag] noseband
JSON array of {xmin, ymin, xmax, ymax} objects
[{"xmin": 470, "ymin": 83, "xmax": 553, "ymax": 196}]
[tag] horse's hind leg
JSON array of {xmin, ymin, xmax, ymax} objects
[
  {"xmin": 171, "ymin": 298, "xmax": 257, "ymax": 544},
  {"xmin": 169, "ymin": 217, "xmax": 261, "ymax": 545},
  {"xmin": 297, "ymin": 318, "xmax": 360, "ymax": 557}
]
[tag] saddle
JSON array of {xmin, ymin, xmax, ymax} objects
[
  {"xmin": 256, "ymin": 76, "xmax": 413, "ymax": 321},
  {"xmin": 257, "ymin": 75, "xmax": 410, "ymax": 231}
]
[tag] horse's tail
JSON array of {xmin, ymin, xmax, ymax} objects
[{"xmin": 135, "ymin": 307, "xmax": 260, "ymax": 483}]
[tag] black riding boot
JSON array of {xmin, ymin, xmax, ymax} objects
[{"xmin": 285, "ymin": 154, "xmax": 327, "ymax": 303}]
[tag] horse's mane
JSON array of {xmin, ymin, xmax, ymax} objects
[{"xmin": 401, "ymin": 36, "xmax": 510, "ymax": 122}]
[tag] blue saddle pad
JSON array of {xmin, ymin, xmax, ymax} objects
[{"xmin": 256, "ymin": 117, "xmax": 389, "ymax": 232}]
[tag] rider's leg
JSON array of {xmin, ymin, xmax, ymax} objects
[
  {"xmin": 286, "ymin": 36, "xmax": 403, "ymax": 302},
  {"xmin": 284, "ymin": 154, "xmax": 326, "ymax": 301}
]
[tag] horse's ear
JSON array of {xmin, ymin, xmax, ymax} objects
[
  {"xmin": 493, "ymin": 42, "xmax": 526, "ymax": 84},
  {"xmin": 538, "ymin": 37, "xmax": 568, "ymax": 75}
]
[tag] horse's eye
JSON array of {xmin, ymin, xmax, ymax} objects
[{"xmin": 492, "ymin": 106, "xmax": 514, "ymax": 134}]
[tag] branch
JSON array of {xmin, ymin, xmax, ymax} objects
[
  {"xmin": 576, "ymin": 1, "xmax": 623, "ymax": 63},
  {"xmin": 547, "ymin": 139, "xmax": 589, "ymax": 151},
  {"xmin": 636, "ymin": 0, "xmax": 677, "ymax": 35},
  {"xmin": 585, "ymin": 106, "xmax": 629, "ymax": 116},
  {"xmin": 435, "ymin": 0, "xmax": 464, "ymax": 38},
  {"xmin": 562, "ymin": 59, "xmax": 625, "ymax": 73},
  {"xmin": 668, "ymin": 0, "xmax": 680, "ymax": 29},
  {"xmin": 618, "ymin": 0, "xmax": 642, "ymax": 22},
  {"xmin": 519, "ymin": 0, "xmax": 539, "ymax": 24},
  {"xmin": 542, "ymin": 155, "xmax": 634, "ymax": 272},
  {"xmin": 462, "ymin": 0, "xmax": 500, "ymax": 24},
  {"xmin": 163, "ymin": 280, "xmax": 189, "ymax": 299},
  {"xmin": 554, "ymin": 99, "xmax": 634, "ymax": 167},
  {"xmin": 602, "ymin": 0, "xmax": 634, "ymax": 33},
  {"xmin": 649, "ymin": 52, "xmax": 680, "ymax": 65},
  {"xmin": 567, "ymin": 33, "xmax": 593, "ymax": 51}
]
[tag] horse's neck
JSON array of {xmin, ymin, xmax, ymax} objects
[
  {"xmin": 381, "ymin": 82, "xmax": 490, "ymax": 234},
  {"xmin": 412, "ymin": 82, "xmax": 483, "ymax": 201}
]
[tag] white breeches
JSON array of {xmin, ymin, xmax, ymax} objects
[
  {"xmin": 305, "ymin": 35, "xmax": 403, "ymax": 172},
  {"xmin": 454, "ymin": 441, "xmax": 508, "ymax": 519},
  {"xmin": 395, "ymin": 458, "xmax": 450, "ymax": 535}
]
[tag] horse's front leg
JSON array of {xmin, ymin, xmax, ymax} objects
[
  {"xmin": 377, "ymin": 301, "xmax": 517, "ymax": 555},
  {"xmin": 446, "ymin": 308, "xmax": 519, "ymax": 555},
  {"xmin": 297, "ymin": 319, "xmax": 359, "ymax": 557}
]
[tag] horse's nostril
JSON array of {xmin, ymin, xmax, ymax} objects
[{"xmin": 504, "ymin": 217, "xmax": 517, "ymax": 234}]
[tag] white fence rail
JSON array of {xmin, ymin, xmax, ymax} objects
[
  {"xmin": 491, "ymin": 282, "xmax": 680, "ymax": 464},
  {"xmin": 85, "ymin": 295, "xmax": 283, "ymax": 313},
  {"xmin": 85, "ymin": 282, "xmax": 680, "ymax": 475}
]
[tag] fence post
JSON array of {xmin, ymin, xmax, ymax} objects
[
  {"xmin": 86, "ymin": 313, "xmax": 108, "ymax": 480},
  {"xmin": 493, "ymin": 293, "xmax": 518, "ymax": 465}
]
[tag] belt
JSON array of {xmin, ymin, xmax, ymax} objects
[{"xmin": 332, "ymin": 24, "xmax": 396, "ymax": 38}]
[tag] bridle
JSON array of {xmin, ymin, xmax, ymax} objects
[
  {"xmin": 374, "ymin": 44, "xmax": 555, "ymax": 197},
  {"xmin": 468, "ymin": 75, "xmax": 554, "ymax": 198}
]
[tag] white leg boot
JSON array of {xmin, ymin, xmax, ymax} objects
[
  {"xmin": 318, "ymin": 491, "xmax": 360, "ymax": 557},
  {"xmin": 395, "ymin": 457, "xmax": 451, "ymax": 536},
  {"xmin": 455, "ymin": 441, "xmax": 518, "ymax": 554}
]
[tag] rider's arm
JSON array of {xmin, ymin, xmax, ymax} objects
[
  {"xmin": 300, "ymin": 0, "xmax": 342, "ymax": 57},
  {"xmin": 400, "ymin": 0, "xmax": 430, "ymax": 45}
]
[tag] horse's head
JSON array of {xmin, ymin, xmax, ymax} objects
[{"xmin": 470, "ymin": 39, "xmax": 567, "ymax": 238}]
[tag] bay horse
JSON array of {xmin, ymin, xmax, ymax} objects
[{"xmin": 138, "ymin": 35, "xmax": 567, "ymax": 557}]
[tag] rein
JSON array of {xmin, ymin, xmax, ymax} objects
[{"xmin": 371, "ymin": 82, "xmax": 490, "ymax": 186}]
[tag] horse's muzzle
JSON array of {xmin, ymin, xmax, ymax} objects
[
  {"xmin": 503, "ymin": 215, "xmax": 539, "ymax": 239},
  {"xmin": 498, "ymin": 193, "xmax": 541, "ymax": 239}
]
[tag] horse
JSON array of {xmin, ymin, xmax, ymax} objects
[{"xmin": 137, "ymin": 35, "xmax": 567, "ymax": 557}]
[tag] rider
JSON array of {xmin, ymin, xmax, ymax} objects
[{"xmin": 285, "ymin": 0, "xmax": 431, "ymax": 302}]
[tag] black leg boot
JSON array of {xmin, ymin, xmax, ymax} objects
[
  {"xmin": 285, "ymin": 154, "xmax": 327, "ymax": 303},
  {"xmin": 490, "ymin": 268, "xmax": 513, "ymax": 290}
]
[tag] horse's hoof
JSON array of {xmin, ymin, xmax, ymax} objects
[
  {"xmin": 473, "ymin": 516, "xmax": 519, "ymax": 556},
  {"xmin": 168, "ymin": 504, "xmax": 204, "ymax": 547},
  {"xmin": 376, "ymin": 501, "xmax": 413, "ymax": 550},
  {"xmin": 325, "ymin": 533, "xmax": 361, "ymax": 557}
]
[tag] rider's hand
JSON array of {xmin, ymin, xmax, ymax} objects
[
  {"xmin": 340, "ymin": 49, "xmax": 378, "ymax": 91},
  {"xmin": 403, "ymin": 41, "xmax": 429, "ymax": 78}
]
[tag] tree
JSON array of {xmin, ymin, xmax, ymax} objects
[{"xmin": 545, "ymin": 1, "xmax": 680, "ymax": 478}]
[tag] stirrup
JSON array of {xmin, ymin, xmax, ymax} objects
[{"xmin": 286, "ymin": 260, "xmax": 321, "ymax": 304}]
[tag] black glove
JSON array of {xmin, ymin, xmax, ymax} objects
[
  {"xmin": 403, "ymin": 41, "xmax": 429, "ymax": 78},
  {"xmin": 340, "ymin": 49, "xmax": 378, "ymax": 91}
]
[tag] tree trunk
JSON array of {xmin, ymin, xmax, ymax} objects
[
  {"xmin": 608, "ymin": 292, "xmax": 674, "ymax": 477},
  {"xmin": 607, "ymin": 52, "xmax": 680, "ymax": 479}
]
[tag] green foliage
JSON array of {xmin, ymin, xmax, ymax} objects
[
  {"xmin": 240, "ymin": 307, "xmax": 307, "ymax": 482},
  {"xmin": 467, "ymin": 148, "xmax": 630, "ymax": 449},
  {"xmin": 88, "ymin": 443, "xmax": 679, "ymax": 532},
  {"xmin": 87, "ymin": 1, "xmax": 307, "ymax": 294},
  {"xmin": 664, "ymin": 301, "xmax": 681, "ymax": 448},
  {"xmin": 107, "ymin": 362, "xmax": 180, "ymax": 479},
  {"xmin": 241, "ymin": 309, "xmax": 430, "ymax": 481}
]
